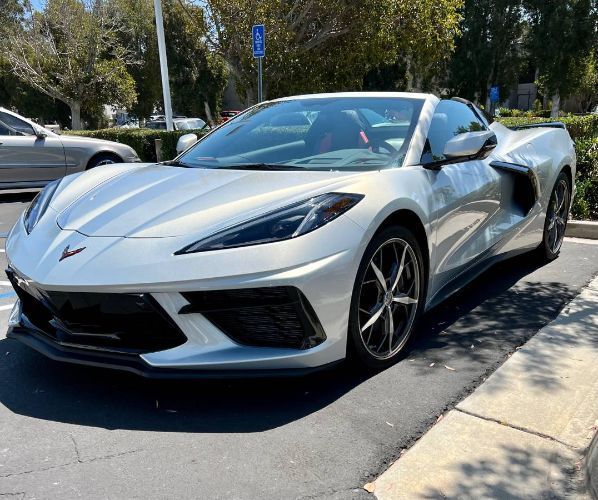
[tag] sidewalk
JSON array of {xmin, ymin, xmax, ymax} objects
[{"xmin": 370, "ymin": 276, "xmax": 598, "ymax": 499}]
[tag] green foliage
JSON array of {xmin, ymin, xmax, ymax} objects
[
  {"xmin": 115, "ymin": 0, "xmax": 228, "ymax": 121},
  {"xmin": 2, "ymin": 0, "xmax": 139, "ymax": 129},
  {"xmin": 497, "ymin": 107, "xmax": 551, "ymax": 118},
  {"xmin": 64, "ymin": 128, "xmax": 206, "ymax": 162},
  {"xmin": 447, "ymin": 0, "xmax": 525, "ymax": 104},
  {"xmin": 575, "ymin": 137, "xmax": 598, "ymax": 181},
  {"xmin": 498, "ymin": 115, "xmax": 598, "ymax": 141},
  {"xmin": 524, "ymin": 0, "xmax": 597, "ymax": 102},
  {"xmin": 202, "ymin": 0, "xmax": 463, "ymax": 102}
]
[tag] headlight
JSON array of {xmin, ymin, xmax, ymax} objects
[
  {"xmin": 176, "ymin": 192, "xmax": 364, "ymax": 254},
  {"xmin": 24, "ymin": 179, "xmax": 60, "ymax": 234}
]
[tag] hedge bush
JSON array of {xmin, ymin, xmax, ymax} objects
[
  {"xmin": 497, "ymin": 114, "xmax": 598, "ymax": 141},
  {"xmin": 64, "ymin": 128, "xmax": 207, "ymax": 162}
]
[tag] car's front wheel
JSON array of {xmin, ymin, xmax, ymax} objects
[
  {"xmin": 87, "ymin": 153, "xmax": 122, "ymax": 169},
  {"xmin": 539, "ymin": 171, "xmax": 571, "ymax": 261},
  {"xmin": 348, "ymin": 226, "xmax": 425, "ymax": 369}
]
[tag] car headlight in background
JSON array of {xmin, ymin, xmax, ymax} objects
[
  {"xmin": 24, "ymin": 179, "xmax": 60, "ymax": 234},
  {"xmin": 176, "ymin": 192, "xmax": 364, "ymax": 254}
]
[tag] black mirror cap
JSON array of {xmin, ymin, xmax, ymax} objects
[{"xmin": 477, "ymin": 133, "xmax": 498, "ymax": 159}]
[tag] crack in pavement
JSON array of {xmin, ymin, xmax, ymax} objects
[
  {"xmin": 455, "ymin": 407, "xmax": 576, "ymax": 449},
  {"xmin": 0, "ymin": 448, "xmax": 143, "ymax": 479},
  {"xmin": 294, "ymin": 485, "xmax": 366, "ymax": 500}
]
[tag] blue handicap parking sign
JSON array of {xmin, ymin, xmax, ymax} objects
[
  {"xmin": 252, "ymin": 25, "xmax": 265, "ymax": 58},
  {"xmin": 490, "ymin": 86, "xmax": 500, "ymax": 103}
]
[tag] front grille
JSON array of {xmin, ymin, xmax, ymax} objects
[
  {"xmin": 7, "ymin": 269, "xmax": 187, "ymax": 354},
  {"xmin": 180, "ymin": 287, "xmax": 326, "ymax": 349}
]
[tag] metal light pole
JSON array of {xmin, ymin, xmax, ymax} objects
[{"xmin": 153, "ymin": 0, "xmax": 173, "ymax": 132}]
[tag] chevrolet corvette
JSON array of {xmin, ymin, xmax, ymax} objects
[{"xmin": 5, "ymin": 92, "xmax": 575, "ymax": 377}]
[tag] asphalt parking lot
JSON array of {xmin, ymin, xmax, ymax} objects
[{"xmin": 1, "ymin": 192, "xmax": 598, "ymax": 499}]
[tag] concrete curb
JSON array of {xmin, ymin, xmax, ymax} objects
[
  {"xmin": 371, "ymin": 276, "xmax": 598, "ymax": 499},
  {"xmin": 567, "ymin": 221, "xmax": 598, "ymax": 240},
  {"xmin": 588, "ymin": 433, "xmax": 598, "ymax": 500}
]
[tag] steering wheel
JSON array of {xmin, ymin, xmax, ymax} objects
[{"xmin": 368, "ymin": 138, "xmax": 400, "ymax": 155}]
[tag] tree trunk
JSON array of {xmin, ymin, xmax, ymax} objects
[
  {"xmin": 550, "ymin": 92, "xmax": 560, "ymax": 118},
  {"xmin": 69, "ymin": 102, "xmax": 82, "ymax": 130}
]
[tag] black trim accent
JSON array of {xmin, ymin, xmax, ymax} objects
[
  {"xmin": 490, "ymin": 160, "xmax": 540, "ymax": 211},
  {"xmin": 450, "ymin": 97, "xmax": 493, "ymax": 126},
  {"xmin": 5, "ymin": 268, "xmax": 187, "ymax": 355},
  {"xmin": 422, "ymin": 135, "xmax": 498, "ymax": 170},
  {"xmin": 179, "ymin": 286, "xmax": 327, "ymax": 350},
  {"xmin": 509, "ymin": 121, "xmax": 566, "ymax": 131},
  {"xmin": 7, "ymin": 326, "xmax": 340, "ymax": 379}
]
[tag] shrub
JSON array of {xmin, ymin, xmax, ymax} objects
[
  {"xmin": 64, "ymin": 128, "xmax": 207, "ymax": 162},
  {"xmin": 497, "ymin": 114, "xmax": 598, "ymax": 140},
  {"xmin": 574, "ymin": 137, "xmax": 598, "ymax": 182}
]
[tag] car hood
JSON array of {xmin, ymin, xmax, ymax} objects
[{"xmin": 53, "ymin": 163, "xmax": 368, "ymax": 238}]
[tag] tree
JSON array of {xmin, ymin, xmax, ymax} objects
[
  {"xmin": 524, "ymin": 0, "xmax": 598, "ymax": 116},
  {"xmin": 114, "ymin": 0, "xmax": 228, "ymax": 121},
  {"xmin": 2, "ymin": 0, "xmax": 138, "ymax": 129},
  {"xmin": 196, "ymin": 0, "xmax": 462, "ymax": 104},
  {"xmin": 162, "ymin": 0, "xmax": 227, "ymax": 119},
  {"xmin": 577, "ymin": 51, "xmax": 598, "ymax": 112},
  {"xmin": 447, "ymin": 0, "xmax": 525, "ymax": 106}
]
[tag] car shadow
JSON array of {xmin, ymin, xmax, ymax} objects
[
  {"xmin": 0, "ymin": 191, "xmax": 37, "ymax": 204},
  {"xmin": 0, "ymin": 251, "xmax": 582, "ymax": 433}
]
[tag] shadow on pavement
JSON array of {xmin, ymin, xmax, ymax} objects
[
  {"xmin": 420, "ymin": 443, "xmax": 577, "ymax": 498},
  {"xmin": 0, "ymin": 192, "xmax": 37, "ymax": 204},
  {"xmin": 0, "ymin": 251, "xmax": 582, "ymax": 433}
]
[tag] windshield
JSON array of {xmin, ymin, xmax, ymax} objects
[{"xmin": 178, "ymin": 97, "xmax": 424, "ymax": 170}]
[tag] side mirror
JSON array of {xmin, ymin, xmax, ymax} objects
[
  {"xmin": 176, "ymin": 133, "xmax": 198, "ymax": 155},
  {"xmin": 443, "ymin": 130, "xmax": 497, "ymax": 159},
  {"xmin": 34, "ymin": 127, "xmax": 47, "ymax": 139}
]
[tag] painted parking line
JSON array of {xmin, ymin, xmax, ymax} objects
[
  {"xmin": 0, "ymin": 281, "xmax": 11, "ymax": 286},
  {"xmin": 0, "ymin": 303, "xmax": 14, "ymax": 311},
  {"xmin": 0, "ymin": 291, "xmax": 16, "ymax": 299}
]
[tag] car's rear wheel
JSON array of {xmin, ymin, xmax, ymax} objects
[
  {"xmin": 348, "ymin": 226, "xmax": 425, "ymax": 369},
  {"xmin": 538, "ymin": 171, "xmax": 571, "ymax": 261},
  {"xmin": 87, "ymin": 153, "xmax": 122, "ymax": 170}
]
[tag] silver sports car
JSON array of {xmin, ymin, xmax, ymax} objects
[
  {"xmin": 0, "ymin": 107, "xmax": 140, "ymax": 189},
  {"xmin": 5, "ymin": 92, "xmax": 575, "ymax": 377}
]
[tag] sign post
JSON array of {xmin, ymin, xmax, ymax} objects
[
  {"xmin": 252, "ymin": 24, "xmax": 265, "ymax": 103},
  {"xmin": 489, "ymin": 86, "xmax": 500, "ymax": 104}
]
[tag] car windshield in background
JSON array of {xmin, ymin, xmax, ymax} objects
[{"xmin": 178, "ymin": 97, "xmax": 424, "ymax": 171}]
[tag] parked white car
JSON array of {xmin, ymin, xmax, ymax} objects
[{"xmin": 6, "ymin": 92, "xmax": 575, "ymax": 377}]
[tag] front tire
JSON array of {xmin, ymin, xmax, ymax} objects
[
  {"xmin": 538, "ymin": 171, "xmax": 571, "ymax": 261},
  {"xmin": 348, "ymin": 226, "xmax": 425, "ymax": 370},
  {"xmin": 87, "ymin": 153, "xmax": 122, "ymax": 170}
]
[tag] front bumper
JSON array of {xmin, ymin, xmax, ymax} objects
[
  {"xmin": 7, "ymin": 320, "xmax": 340, "ymax": 379},
  {"xmin": 5, "ymin": 209, "xmax": 365, "ymax": 375}
]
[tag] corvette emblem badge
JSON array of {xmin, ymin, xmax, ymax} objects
[{"xmin": 59, "ymin": 245, "xmax": 86, "ymax": 262}]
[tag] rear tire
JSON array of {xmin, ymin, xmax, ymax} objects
[
  {"xmin": 87, "ymin": 153, "xmax": 122, "ymax": 170},
  {"xmin": 538, "ymin": 171, "xmax": 571, "ymax": 262},
  {"xmin": 348, "ymin": 225, "xmax": 425, "ymax": 370}
]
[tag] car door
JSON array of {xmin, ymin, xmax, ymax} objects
[
  {"xmin": 423, "ymin": 100, "xmax": 502, "ymax": 297},
  {"xmin": 0, "ymin": 111, "xmax": 66, "ymax": 185}
]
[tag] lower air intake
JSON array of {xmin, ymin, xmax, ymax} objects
[{"xmin": 179, "ymin": 287, "xmax": 326, "ymax": 349}]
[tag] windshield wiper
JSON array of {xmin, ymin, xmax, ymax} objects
[
  {"xmin": 161, "ymin": 159, "xmax": 192, "ymax": 168},
  {"xmin": 216, "ymin": 163, "xmax": 305, "ymax": 171}
]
